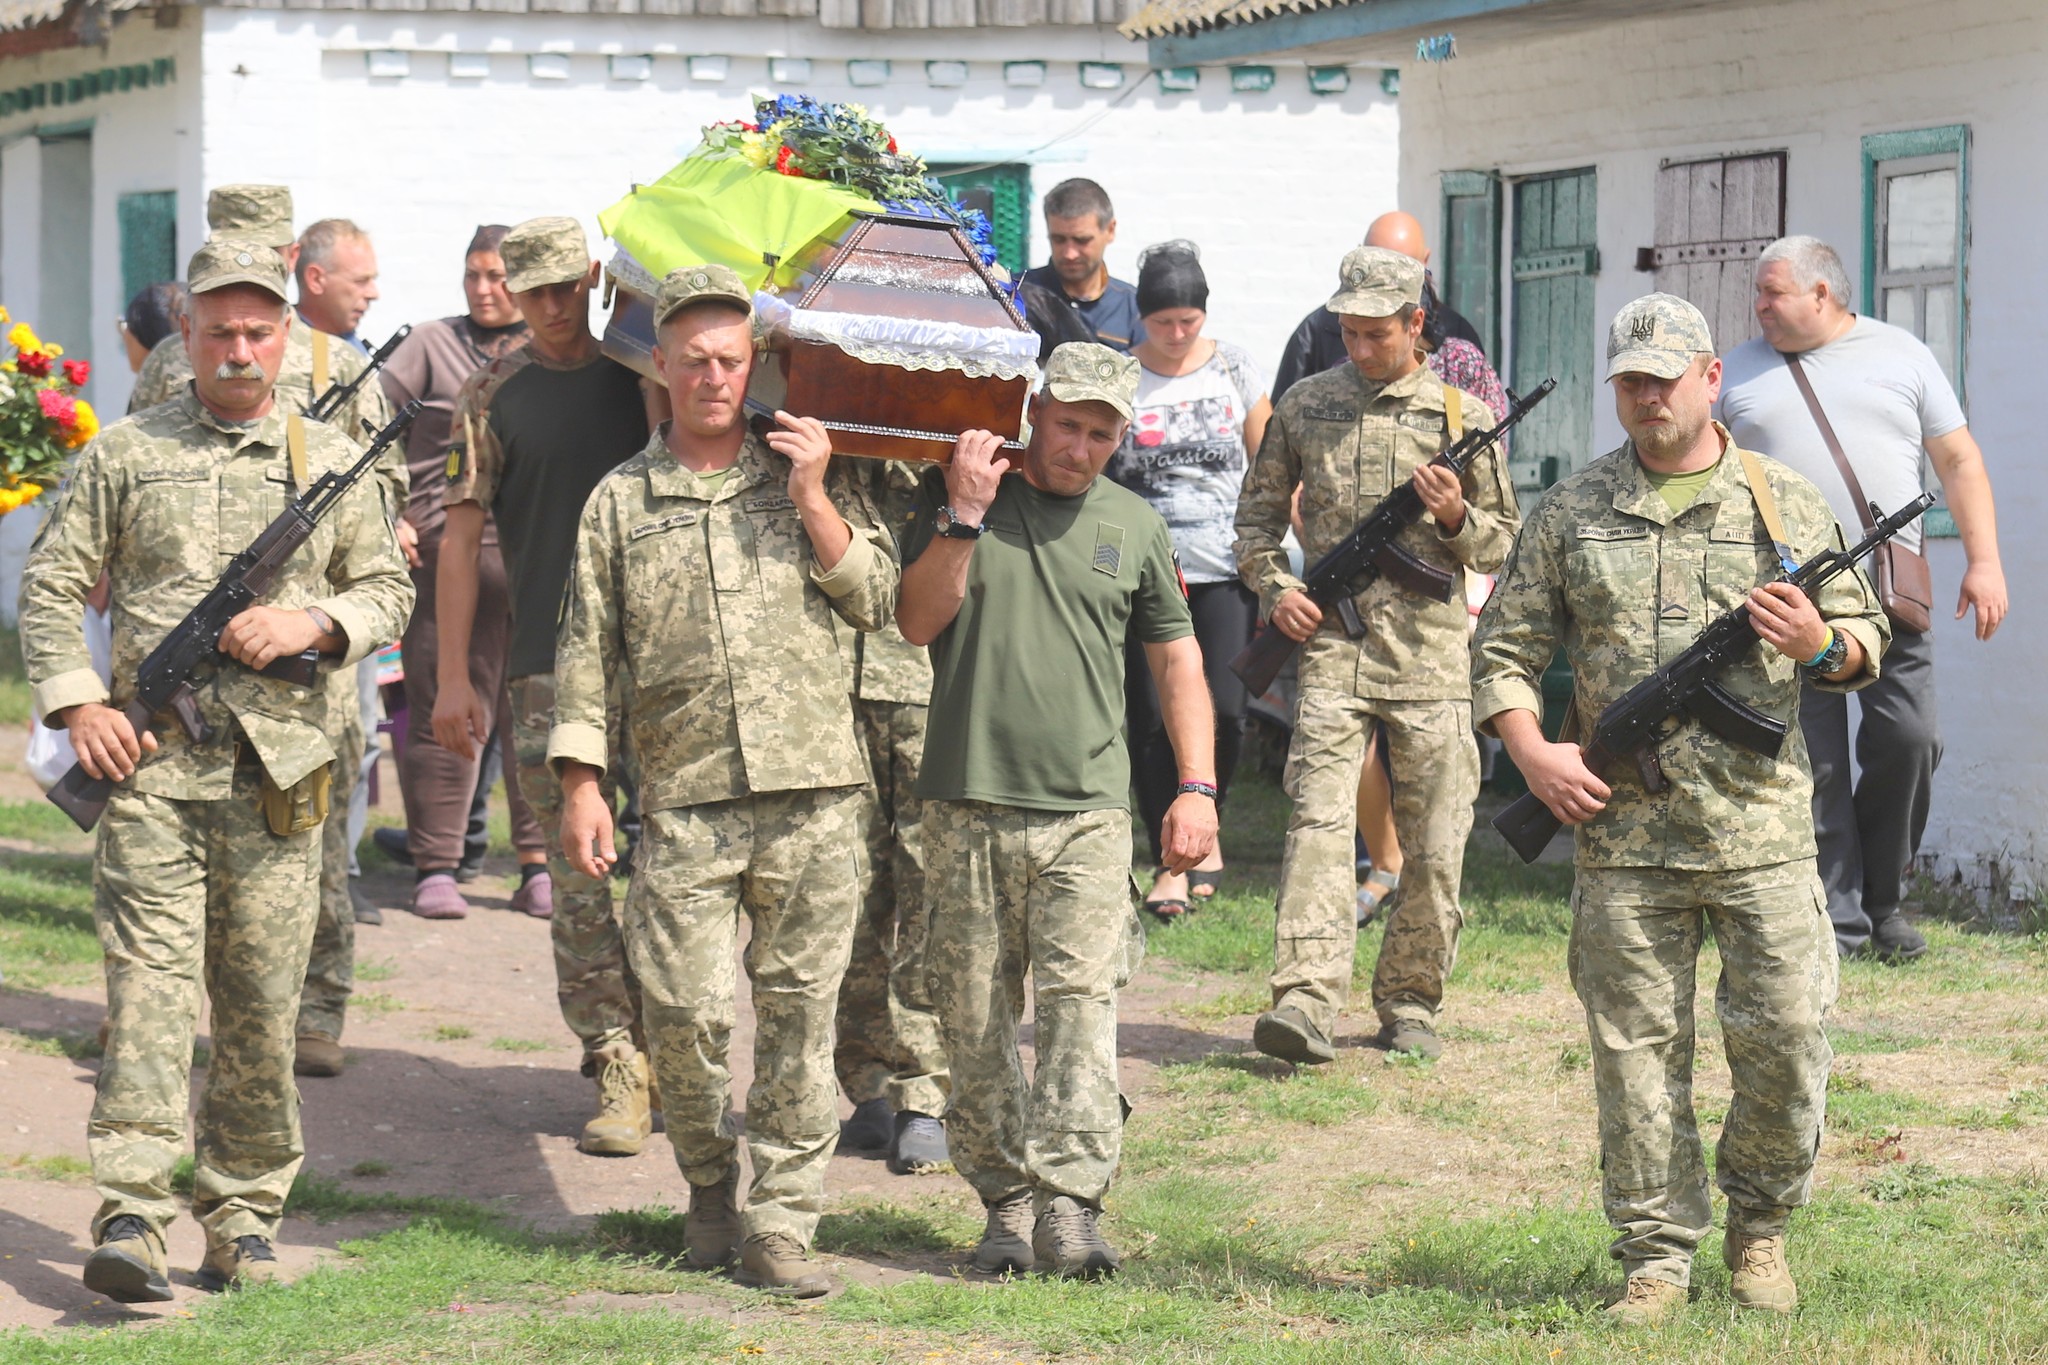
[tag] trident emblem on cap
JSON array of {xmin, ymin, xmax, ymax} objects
[
  {"xmin": 1629, "ymin": 316, "xmax": 1656, "ymax": 343},
  {"xmin": 1097, "ymin": 360, "xmax": 1118, "ymax": 379},
  {"xmin": 235, "ymin": 252, "xmax": 254, "ymax": 266},
  {"xmin": 690, "ymin": 271, "xmax": 709, "ymax": 288}
]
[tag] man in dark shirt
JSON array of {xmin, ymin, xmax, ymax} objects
[
  {"xmin": 1272, "ymin": 211, "xmax": 1483, "ymax": 402},
  {"xmin": 1019, "ymin": 179, "xmax": 1146, "ymax": 354},
  {"xmin": 436, "ymin": 215, "xmax": 655, "ymax": 1157}
]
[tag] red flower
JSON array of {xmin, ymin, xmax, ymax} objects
[
  {"xmin": 62, "ymin": 358, "xmax": 89, "ymax": 388},
  {"xmin": 887, "ymin": 136, "xmax": 898, "ymax": 153},
  {"xmin": 38, "ymin": 387, "xmax": 77, "ymax": 429},
  {"xmin": 16, "ymin": 350, "xmax": 49, "ymax": 378},
  {"xmin": 776, "ymin": 145, "xmax": 799, "ymax": 175}
]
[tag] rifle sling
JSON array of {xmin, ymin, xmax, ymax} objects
[
  {"xmin": 311, "ymin": 329, "xmax": 330, "ymax": 397},
  {"xmin": 1734, "ymin": 446, "xmax": 1795, "ymax": 572},
  {"xmin": 286, "ymin": 414, "xmax": 309, "ymax": 490}
]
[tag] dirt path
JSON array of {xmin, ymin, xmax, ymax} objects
[{"xmin": 0, "ymin": 776, "xmax": 1238, "ymax": 1332}]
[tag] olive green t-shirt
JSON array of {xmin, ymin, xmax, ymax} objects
[
  {"xmin": 1643, "ymin": 458, "xmax": 1722, "ymax": 515},
  {"xmin": 908, "ymin": 469, "xmax": 1194, "ymax": 812}
]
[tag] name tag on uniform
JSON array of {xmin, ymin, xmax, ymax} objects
[
  {"xmin": 1577, "ymin": 525, "xmax": 1650, "ymax": 542},
  {"xmin": 1300, "ymin": 405, "xmax": 1356, "ymax": 423},
  {"xmin": 629, "ymin": 510, "xmax": 699, "ymax": 540},
  {"xmin": 1397, "ymin": 412, "xmax": 1446, "ymax": 433},
  {"xmin": 1092, "ymin": 523, "xmax": 1126, "ymax": 577},
  {"xmin": 744, "ymin": 493, "xmax": 796, "ymax": 513},
  {"xmin": 137, "ymin": 469, "xmax": 208, "ymax": 484}
]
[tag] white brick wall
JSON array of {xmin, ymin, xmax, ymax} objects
[{"xmin": 1395, "ymin": 0, "xmax": 2048, "ymax": 890}]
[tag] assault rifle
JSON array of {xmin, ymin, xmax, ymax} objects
[
  {"xmin": 1230, "ymin": 378, "xmax": 1554, "ymax": 697},
  {"xmin": 1491, "ymin": 490, "xmax": 1937, "ymax": 864},
  {"xmin": 46, "ymin": 401, "xmax": 422, "ymax": 832},
  {"xmin": 304, "ymin": 324, "xmax": 410, "ymax": 425}
]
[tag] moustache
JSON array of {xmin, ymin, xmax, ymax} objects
[{"xmin": 214, "ymin": 362, "xmax": 267, "ymax": 382}]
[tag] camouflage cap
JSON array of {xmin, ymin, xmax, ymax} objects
[
  {"xmin": 1042, "ymin": 341, "xmax": 1138, "ymax": 421},
  {"xmin": 501, "ymin": 216, "xmax": 591, "ymax": 293},
  {"xmin": 653, "ymin": 263, "xmax": 753, "ymax": 328},
  {"xmin": 1326, "ymin": 245, "xmax": 1424, "ymax": 318},
  {"xmin": 1606, "ymin": 293, "xmax": 1714, "ymax": 379},
  {"xmin": 186, "ymin": 239, "xmax": 290, "ymax": 302},
  {"xmin": 206, "ymin": 184, "xmax": 295, "ymax": 249}
]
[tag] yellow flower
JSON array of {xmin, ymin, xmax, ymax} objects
[
  {"xmin": 739, "ymin": 131, "xmax": 770, "ymax": 169},
  {"xmin": 63, "ymin": 399, "xmax": 97, "ymax": 448},
  {"xmin": 45, "ymin": 340, "xmax": 61, "ymax": 357},
  {"xmin": 0, "ymin": 303, "xmax": 10, "ymax": 324},
  {"xmin": 8, "ymin": 321, "xmax": 41, "ymax": 353}
]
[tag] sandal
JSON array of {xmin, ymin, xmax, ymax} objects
[
  {"xmin": 1187, "ymin": 870, "xmax": 1222, "ymax": 899},
  {"xmin": 1144, "ymin": 869, "xmax": 1194, "ymax": 922},
  {"xmin": 1355, "ymin": 867, "xmax": 1401, "ymax": 929}
]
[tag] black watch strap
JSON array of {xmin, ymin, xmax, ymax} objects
[{"xmin": 935, "ymin": 505, "xmax": 985, "ymax": 540}]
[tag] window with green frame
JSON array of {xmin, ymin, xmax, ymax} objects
[
  {"xmin": 929, "ymin": 163, "xmax": 1031, "ymax": 276},
  {"xmin": 1862, "ymin": 126, "xmax": 1969, "ymax": 401}
]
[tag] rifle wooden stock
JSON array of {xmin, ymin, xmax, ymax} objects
[{"xmin": 1230, "ymin": 621, "xmax": 1299, "ymax": 699}]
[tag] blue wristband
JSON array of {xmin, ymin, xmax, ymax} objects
[{"xmin": 1802, "ymin": 629, "xmax": 1836, "ymax": 669}]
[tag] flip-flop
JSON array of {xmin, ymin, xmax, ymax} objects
[
  {"xmin": 1143, "ymin": 897, "xmax": 1192, "ymax": 923},
  {"xmin": 1355, "ymin": 868, "xmax": 1401, "ymax": 929},
  {"xmin": 1187, "ymin": 870, "xmax": 1222, "ymax": 899}
]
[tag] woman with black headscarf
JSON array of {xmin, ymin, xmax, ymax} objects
[{"xmin": 1106, "ymin": 241, "xmax": 1273, "ymax": 919}]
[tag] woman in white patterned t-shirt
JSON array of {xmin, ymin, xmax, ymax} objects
[{"xmin": 1106, "ymin": 241, "xmax": 1273, "ymax": 920}]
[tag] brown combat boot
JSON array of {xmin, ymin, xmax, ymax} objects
[
  {"xmin": 1724, "ymin": 1230, "xmax": 1798, "ymax": 1313},
  {"xmin": 736, "ymin": 1231, "xmax": 835, "ymax": 1298},
  {"xmin": 196, "ymin": 1234, "xmax": 290, "ymax": 1292},
  {"xmin": 1605, "ymin": 1275, "xmax": 1686, "ymax": 1326},
  {"xmin": 295, "ymin": 1033, "xmax": 344, "ymax": 1078},
  {"xmin": 684, "ymin": 1172, "xmax": 742, "ymax": 1270},
  {"xmin": 971, "ymin": 1192, "xmax": 1035, "ymax": 1274},
  {"xmin": 578, "ymin": 1052, "xmax": 651, "ymax": 1156},
  {"xmin": 82, "ymin": 1214, "xmax": 172, "ymax": 1303}
]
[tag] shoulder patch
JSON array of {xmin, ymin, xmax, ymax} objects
[{"xmin": 1092, "ymin": 522, "xmax": 1126, "ymax": 577}]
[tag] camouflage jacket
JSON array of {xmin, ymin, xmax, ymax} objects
[
  {"xmin": 19, "ymin": 392, "xmax": 414, "ymax": 799},
  {"xmin": 128, "ymin": 322, "xmax": 405, "ymax": 518},
  {"xmin": 546, "ymin": 428, "xmax": 897, "ymax": 812},
  {"xmin": 1233, "ymin": 360, "xmax": 1517, "ymax": 700},
  {"xmin": 850, "ymin": 460, "xmax": 931, "ymax": 707},
  {"xmin": 1470, "ymin": 428, "xmax": 1890, "ymax": 871}
]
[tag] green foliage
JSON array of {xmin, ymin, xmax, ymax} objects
[
  {"xmin": 488, "ymin": 1037, "xmax": 551, "ymax": 1053},
  {"xmin": 0, "ymin": 625, "xmax": 28, "ymax": 726},
  {"xmin": 427, "ymin": 1024, "xmax": 474, "ymax": 1042}
]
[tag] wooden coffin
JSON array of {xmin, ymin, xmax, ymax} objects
[{"xmin": 604, "ymin": 211, "xmax": 1033, "ymax": 463}]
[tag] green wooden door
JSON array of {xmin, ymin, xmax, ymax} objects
[
  {"xmin": 1509, "ymin": 169, "xmax": 1599, "ymax": 495},
  {"xmin": 117, "ymin": 190, "xmax": 178, "ymax": 304},
  {"xmin": 930, "ymin": 163, "xmax": 1032, "ymax": 277},
  {"xmin": 1440, "ymin": 170, "xmax": 1500, "ymax": 360}
]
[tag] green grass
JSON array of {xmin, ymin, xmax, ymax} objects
[
  {"xmin": 488, "ymin": 1037, "xmax": 551, "ymax": 1053},
  {"xmin": 0, "ymin": 797, "xmax": 87, "ymax": 845},
  {"xmin": 3, "ymin": 1152, "xmax": 91, "ymax": 1183},
  {"xmin": 0, "ymin": 845, "xmax": 99, "ymax": 990},
  {"xmin": 0, "ymin": 625, "xmax": 28, "ymax": 727},
  {"xmin": 427, "ymin": 1024, "xmax": 473, "ymax": 1042},
  {"xmin": 354, "ymin": 957, "xmax": 397, "ymax": 983}
]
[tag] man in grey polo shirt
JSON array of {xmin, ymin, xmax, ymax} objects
[{"xmin": 1718, "ymin": 234, "xmax": 2007, "ymax": 962}]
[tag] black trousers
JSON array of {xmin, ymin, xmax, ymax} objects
[
  {"xmin": 1125, "ymin": 579, "xmax": 1258, "ymax": 867},
  {"xmin": 1798, "ymin": 627, "xmax": 1942, "ymax": 952}
]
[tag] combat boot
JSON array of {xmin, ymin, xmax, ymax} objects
[
  {"xmin": 196, "ymin": 1234, "xmax": 290, "ymax": 1292},
  {"xmin": 1724, "ymin": 1230, "xmax": 1798, "ymax": 1313},
  {"xmin": 887, "ymin": 1112, "xmax": 949, "ymax": 1175},
  {"xmin": 971, "ymin": 1192, "xmax": 1035, "ymax": 1274},
  {"xmin": 82, "ymin": 1214, "xmax": 172, "ymax": 1303},
  {"xmin": 840, "ymin": 1097, "xmax": 892, "ymax": 1152},
  {"xmin": 1604, "ymin": 1275, "xmax": 1685, "ymax": 1326},
  {"xmin": 1252, "ymin": 1005, "xmax": 1335, "ymax": 1065},
  {"xmin": 295, "ymin": 1032, "xmax": 344, "ymax": 1077},
  {"xmin": 1032, "ymin": 1195, "xmax": 1120, "ymax": 1280},
  {"xmin": 736, "ymin": 1231, "xmax": 835, "ymax": 1298},
  {"xmin": 1379, "ymin": 1016, "xmax": 1443, "ymax": 1061},
  {"xmin": 579, "ymin": 1051, "xmax": 652, "ymax": 1156},
  {"xmin": 684, "ymin": 1172, "xmax": 742, "ymax": 1270}
]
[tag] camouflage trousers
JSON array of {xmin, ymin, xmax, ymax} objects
[
  {"xmin": 1271, "ymin": 688, "xmax": 1478, "ymax": 1036},
  {"xmin": 834, "ymin": 699, "xmax": 949, "ymax": 1117},
  {"xmin": 625, "ymin": 788, "xmax": 863, "ymax": 1245},
  {"xmin": 923, "ymin": 800, "xmax": 1141, "ymax": 1210},
  {"xmin": 298, "ymin": 695, "xmax": 364, "ymax": 1042},
  {"xmin": 509, "ymin": 672, "xmax": 639, "ymax": 1065},
  {"xmin": 1570, "ymin": 860, "xmax": 1837, "ymax": 1287},
  {"xmin": 90, "ymin": 761, "xmax": 322, "ymax": 1245}
]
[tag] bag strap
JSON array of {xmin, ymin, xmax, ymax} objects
[
  {"xmin": 1442, "ymin": 384, "xmax": 1465, "ymax": 444},
  {"xmin": 311, "ymin": 329, "xmax": 331, "ymax": 397},
  {"xmin": 1735, "ymin": 445, "xmax": 1797, "ymax": 573},
  {"xmin": 285, "ymin": 414, "xmax": 310, "ymax": 490},
  {"xmin": 1782, "ymin": 352, "xmax": 1876, "ymax": 535}
]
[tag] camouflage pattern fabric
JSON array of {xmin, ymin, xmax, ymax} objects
[
  {"xmin": 20, "ymin": 393, "xmax": 409, "ymax": 1253},
  {"xmin": 205, "ymin": 183, "xmax": 294, "ymax": 247},
  {"xmin": 1569, "ymin": 861, "xmax": 1837, "ymax": 1286},
  {"xmin": 509, "ymin": 671, "xmax": 638, "ymax": 1065},
  {"xmin": 544, "ymin": 430, "xmax": 896, "ymax": 809},
  {"xmin": 850, "ymin": 461, "xmax": 934, "ymax": 706},
  {"xmin": 834, "ymin": 698, "xmax": 948, "ymax": 1117},
  {"xmin": 297, "ymin": 693, "xmax": 364, "ymax": 1042},
  {"xmin": 1471, "ymin": 431, "xmax": 1890, "ymax": 870},
  {"xmin": 1325, "ymin": 245, "xmax": 1425, "ymax": 318},
  {"xmin": 626, "ymin": 788, "xmax": 863, "ymax": 1244},
  {"xmin": 1233, "ymin": 359, "xmax": 1515, "ymax": 700},
  {"xmin": 922, "ymin": 799, "xmax": 1136, "ymax": 1209},
  {"xmin": 1271, "ymin": 690, "xmax": 1478, "ymax": 1035},
  {"xmin": 89, "ymin": 771, "xmax": 323, "ymax": 1244},
  {"xmin": 499, "ymin": 216, "xmax": 590, "ymax": 294}
]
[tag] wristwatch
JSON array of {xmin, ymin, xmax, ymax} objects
[
  {"xmin": 934, "ymin": 505, "xmax": 985, "ymax": 540},
  {"xmin": 1802, "ymin": 629, "xmax": 1850, "ymax": 676}
]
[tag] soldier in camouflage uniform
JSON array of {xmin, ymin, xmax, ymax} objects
[
  {"xmin": 1233, "ymin": 245, "xmax": 1518, "ymax": 1067},
  {"xmin": 550, "ymin": 265, "xmax": 895, "ymax": 1297},
  {"xmin": 119, "ymin": 184, "xmax": 402, "ymax": 1081},
  {"xmin": 1472, "ymin": 294, "xmax": 1889, "ymax": 1325},
  {"xmin": 899, "ymin": 343, "xmax": 1215, "ymax": 1281},
  {"xmin": 19, "ymin": 241, "xmax": 412, "ymax": 1302},
  {"xmin": 440, "ymin": 216, "xmax": 653, "ymax": 1154},
  {"xmin": 835, "ymin": 460, "xmax": 951, "ymax": 1176}
]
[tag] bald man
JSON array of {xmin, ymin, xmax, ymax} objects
[{"xmin": 1273, "ymin": 212, "xmax": 1486, "ymax": 402}]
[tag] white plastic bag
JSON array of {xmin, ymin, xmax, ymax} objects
[{"xmin": 23, "ymin": 603, "xmax": 112, "ymax": 791}]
